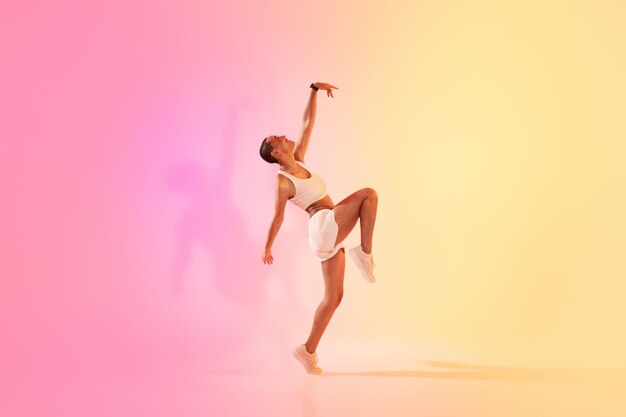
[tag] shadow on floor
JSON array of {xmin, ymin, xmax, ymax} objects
[{"xmin": 322, "ymin": 360, "xmax": 626, "ymax": 384}]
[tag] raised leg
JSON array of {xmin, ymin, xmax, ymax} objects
[
  {"xmin": 332, "ymin": 188, "xmax": 378, "ymax": 254},
  {"xmin": 304, "ymin": 248, "xmax": 345, "ymax": 353}
]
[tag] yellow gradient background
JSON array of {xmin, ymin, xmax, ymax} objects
[{"xmin": 260, "ymin": 0, "xmax": 626, "ymax": 367}]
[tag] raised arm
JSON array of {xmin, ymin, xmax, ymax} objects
[
  {"xmin": 262, "ymin": 176, "xmax": 293, "ymax": 264},
  {"xmin": 294, "ymin": 82, "xmax": 338, "ymax": 162}
]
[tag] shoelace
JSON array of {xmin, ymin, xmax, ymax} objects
[
  {"xmin": 365, "ymin": 254, "xmax": 375, "ymax": 270},
  {"xmin": 355, "ymin": 249, "xmax": 376, "ymax": 273}
]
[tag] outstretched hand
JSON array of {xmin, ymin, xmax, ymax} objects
[{"xmin": 313, "ymin": 82, "xmax": 338, "ymax": 98}]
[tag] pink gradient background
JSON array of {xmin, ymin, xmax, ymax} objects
[{"xmin": 2, "ymin": 1, "xmax": 625, "ymax": 416}]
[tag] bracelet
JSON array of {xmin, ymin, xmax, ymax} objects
[{"xmin": 310, "ymin": 83, "xmax": 319, "ymax": 91}]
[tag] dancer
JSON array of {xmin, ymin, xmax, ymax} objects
[{"xmin": 260, "ymin": 82, "xmax": 378, "ymax": 374}]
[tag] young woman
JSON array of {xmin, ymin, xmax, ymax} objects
[{"xmin": 259, "ymin": 82, "xmax": 378, "ymax": 375}]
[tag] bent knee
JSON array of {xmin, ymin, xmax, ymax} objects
[{"xmin": 362, "ymin": 187, "xmax": 378, "ymax": 200}]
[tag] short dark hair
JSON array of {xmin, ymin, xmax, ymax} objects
[{"xmin": 259, "ymin": 137, "xmax": 278, "ymax": 164}]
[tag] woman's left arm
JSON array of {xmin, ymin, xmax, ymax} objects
[{"xmin": 295, "ymin": 82, "xmax": 338, "ymax": 161}]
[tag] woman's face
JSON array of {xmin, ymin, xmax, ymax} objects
[{"xmin": 267, "ymin": 135, "xmax": 295, "ymax": 157}]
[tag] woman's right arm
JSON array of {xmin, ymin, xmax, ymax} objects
[{"xmin": 262, "ymin": 177, "xmax": 291, "ymax": 264}]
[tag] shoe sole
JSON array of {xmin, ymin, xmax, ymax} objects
[{"xmin": 349, "ymin": 248, "xmax": 376, "ymax": 283}]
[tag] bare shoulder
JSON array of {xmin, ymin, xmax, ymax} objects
[{"xmin": 277, "ymin": 173, "xmax": 295, "ymax": 199}]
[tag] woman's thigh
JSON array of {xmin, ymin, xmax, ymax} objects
[{"xmin": 332, "ymin": 188, "xmax": 373, "ymax": 246}]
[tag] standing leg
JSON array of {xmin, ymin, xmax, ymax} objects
[
  {"xmin": 333, "ymin": 188, "xmax": 378, "ymax": 254},
  {"xmin": 304, "ymin": 249, "xmax": 345, "ymax": 353}
]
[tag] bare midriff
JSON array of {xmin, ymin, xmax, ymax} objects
[{"xmin": 305, "ymin": 195, "xmax": 335, "ymax": 218}]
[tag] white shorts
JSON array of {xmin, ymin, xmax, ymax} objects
[{"xmin": 308, "ymin": 209, "xmax": 345, "ymax": 262}]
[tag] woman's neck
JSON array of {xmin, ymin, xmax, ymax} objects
[{"xmin": 280, "ymin": 157, "xmax": 299, "ymax": 174}]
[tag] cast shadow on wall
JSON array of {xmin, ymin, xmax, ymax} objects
[{"xmin": 164, "ymin": 101, "xmax": 301, "ymax": 360}]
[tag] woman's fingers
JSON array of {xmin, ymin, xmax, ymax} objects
[
  {"xmin": 318, "ymin": 83, "xmax": 337, "ymax": 97},
  {"xmin": 316, "ymin": 82, "xmax": 338, "ymax": 90}
]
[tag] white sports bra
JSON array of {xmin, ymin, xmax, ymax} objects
[{"xmin": 277, "ymin": 160, "xmax": 328, "ymax": 210}]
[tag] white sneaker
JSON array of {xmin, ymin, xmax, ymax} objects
[
  {"xmin": 293, "ymin": 344, "xmax": 322, "ymax": 374},
  {"xmin": 349, "ymin": 246, "xmax": 376, "ymax": 283}
]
